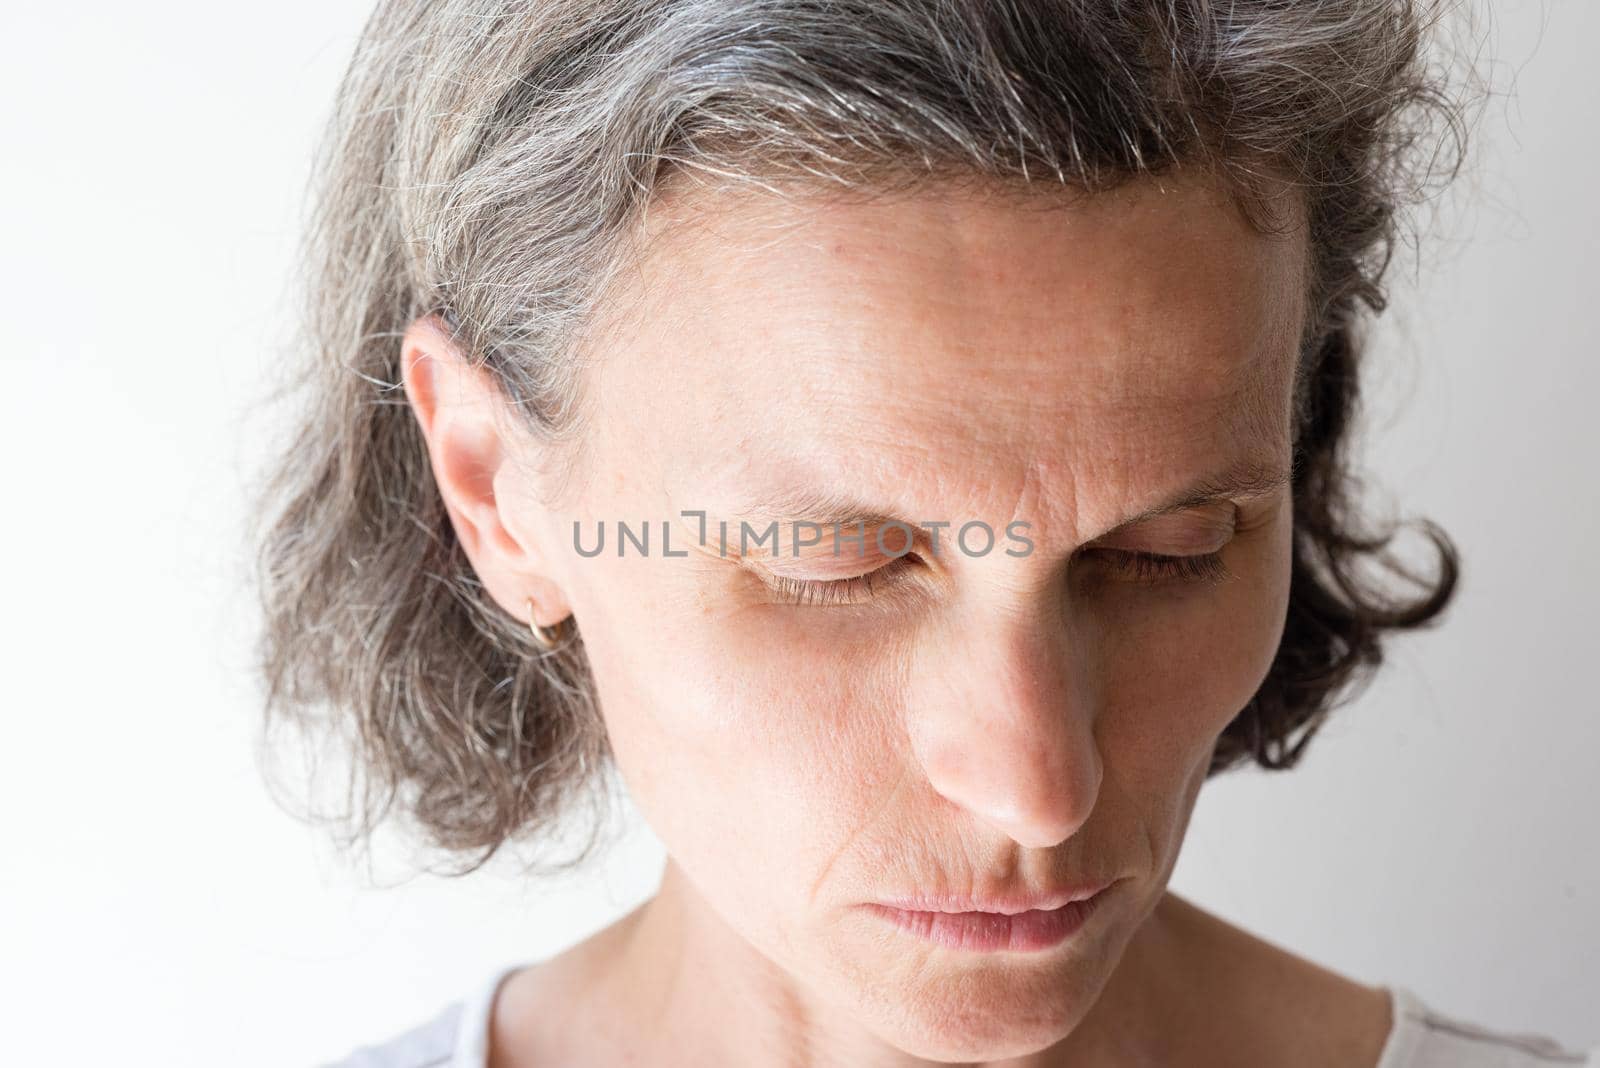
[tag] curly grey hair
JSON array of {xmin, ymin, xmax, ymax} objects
[{"xmin": 250, "ymin": 0, "xmax": 1476, "ymax": 874}]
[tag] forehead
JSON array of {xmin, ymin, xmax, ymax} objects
[{"xmin": 589, "ymin": 170, "xmax": 1307, "ymax": 537}]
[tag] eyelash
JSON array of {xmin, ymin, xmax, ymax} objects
[
  {"xmin": 764, "ymin": 556, "xmax": 920, "ymax": 607},
  {"xmin": 1086, "ymin": 548, "xmax": 1233, "ymax": 585},
  {"xmin": 763, "ymin": 548, "xmax": 1232, "ymax": 606}
]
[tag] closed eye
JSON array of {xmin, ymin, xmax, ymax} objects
[
  {"xmin": 762, "ymin": 546, "xmax": 1231, "ymax": 606},
  {"xmin": 1077, "ymin": 548, "xmax": 1232, "ymax": 585},
  {"xmin": 761, "ymin": 554, "xmax": 924, "ymax": 606}
]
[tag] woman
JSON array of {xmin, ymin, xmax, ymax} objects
[{"xmin": 253, "ymin": 1, "xmax": 1595, "ymax": 1065}]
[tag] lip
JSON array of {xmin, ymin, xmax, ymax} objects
[
  {"xmin": 862, "ymin": 879, "xmax": 1119, "ymax": 953},
  {"xmin": 873, "ymin": 878, "xmax": 1117, "ymax": 916}
]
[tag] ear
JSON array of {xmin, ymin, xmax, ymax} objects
[{"xmin": 398, "ymin": 313, "xmax": 572, "ymax": 628}]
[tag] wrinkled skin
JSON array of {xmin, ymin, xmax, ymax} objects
[{"xmin": 400, "ymin": 167, "xmax": 1392, "ymax": 1067}]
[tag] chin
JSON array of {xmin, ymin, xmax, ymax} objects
[
  {"xmin": 864, "ymin": 980, "xmax": 1100, "ymax": 1063},
  {"xmin": 828, "ymin": 936, "xmax": 1117, "ymax": 1064}
]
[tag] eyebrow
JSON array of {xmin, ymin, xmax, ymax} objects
[
  {"xmin": 1109, "ymin": 455, "xmax": 1294, "ymax": 531},
  {"xmin": 720, "ymin": 454, "xmax": 1294, "ymax": 541}
]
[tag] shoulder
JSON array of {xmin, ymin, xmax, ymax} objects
[
  {"xmin": 317, "ymin": 1000, "xmax": 463, "ymax": 1068},
  {"xmin": 318, "ymin": 965, "xmax": 524, "ymax": 1068},
  {"xmin": 1149, "ymin": 894, "xmax": 1596, "ymax": 1068},
  {"xmin": 1379, "ymin": 986, "xmax": 1596, "ymax": 1068},
  {"xmin": 1148, "ymin": 893, "xmax": 1393, "ymax": 1066}
]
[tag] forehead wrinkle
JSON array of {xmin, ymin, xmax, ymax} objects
[
  {"xmin": 683, "ymin": 339, "xmax": 1293, "ymax": 550},
  {"xmin": 618, "ymin": 172, "xmax": 1304, "ymax": 546},
  {"xmin": 626, "ymin": 180, "xmax": 1303, "ymax": 413}
]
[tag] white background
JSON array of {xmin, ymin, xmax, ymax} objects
[{"xmin": 1, "ymin": 2, "xmax": 1593, "ymax": 1065}]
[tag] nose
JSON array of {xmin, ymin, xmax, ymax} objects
[{"xmin": 907, "ymin": 612, "xmax": 1103, "ymax": 850}]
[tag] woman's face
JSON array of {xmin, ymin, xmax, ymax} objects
[{"xmin": 438, "ymin": 169, "xmax": 1306, "ymax": 1058}]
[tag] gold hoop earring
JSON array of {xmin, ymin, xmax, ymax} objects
[{"xmin": 527, "ymin": 596, "xmax": 572, "ymax": 651}]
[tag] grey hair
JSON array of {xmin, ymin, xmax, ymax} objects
[{"xmin": 250, "ymin": 0, "xmax": 1478, "ymax": 874}]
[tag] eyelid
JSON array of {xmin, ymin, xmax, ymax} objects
[
  {"xmin": 757, "ymin": 553, "xmax": 923, "ymax": 606},
  {"xmin": 748, "ymin": 521, "xmax": 926, "ymax": 578},
  {"xmin": 1091, "ymin": 506, "xmax": 1239, "ymax": 555},
  {"xmin": 755, "ymin": 550, "xmax": 899, "ymax": 580}
]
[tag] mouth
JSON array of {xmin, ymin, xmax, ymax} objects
[{"xmin": 860, "ymin": 880, "xmax": 1120, "ymax": 953}]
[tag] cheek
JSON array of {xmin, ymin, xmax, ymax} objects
[
  {"xmin": 1095, "ymin": 505, "xmax": 1293, "ymax": 780},
  {"xmin": 576, "ymin": 558, "xmax": 907, "ymax": 925}
]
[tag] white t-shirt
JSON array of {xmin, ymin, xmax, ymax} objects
[{"xmin": 321, "ymin": 963, "xmax": 1598, "ymax": 1067}]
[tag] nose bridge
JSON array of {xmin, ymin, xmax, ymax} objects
[{"xmin": 908, "ymin": 601, "xmax": 1103, "ymax": 850}]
